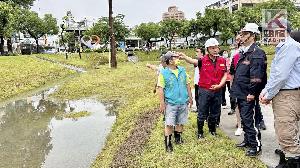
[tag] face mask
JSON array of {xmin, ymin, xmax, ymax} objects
[
  {"xmin": 223, "ymin": 53, "xmax": 228, "ymax": 58},
  {"xmin": 174, "ymin": 59, "xmax": 181, "ymax": 66}
]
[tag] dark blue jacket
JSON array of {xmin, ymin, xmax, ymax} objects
[{"xmin": 230, "ymin": 43, "xmax": 267, "ymax": 99}]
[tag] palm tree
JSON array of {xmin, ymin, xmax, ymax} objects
[{"xmin": 108, "ymin": 0, "xmax": 117, "ymax": 68}]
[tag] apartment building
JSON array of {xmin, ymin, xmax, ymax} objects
[{"xmin": 162, "ymin": 6, "xmax": 185, "ymax": 21}]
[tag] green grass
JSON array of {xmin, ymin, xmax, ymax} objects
[
  {"xmin": 0, "ymin": 56, "xmax": 75, "ymax": 101},
  {"xmin": 35, "ymin": 52, "xmax": 127, "ymax": 69},
  {"xmin": 51, "ymin": 61, "xmax": 265, "ymax": 168},
  {"xmin": 137, "ymin": 114, "xmax": 266, "ymax": 168},
  {"xmin": 64, "ymin": 111, "xmax": 91, "ymax": 119}
]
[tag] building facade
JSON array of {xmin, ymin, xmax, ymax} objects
[
  {"xmin": 162, "ymin": 6, "xmax": 185, "ymax": 20},
  {"xmin": 207, "ymin": 0, "xmax": 300, "ymax": 12}
]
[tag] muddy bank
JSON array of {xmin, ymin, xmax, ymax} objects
[{"xmin": 110, "ymin": 109, "xmax": 160, "ymax": 168}]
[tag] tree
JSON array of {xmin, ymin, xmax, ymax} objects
[
  {"xmin": 59, "ymin": 32, "xmax": 75, "ymax": 52},
  {"xmin": 1, "ymin": 0, "xmax": 35, "ymax": 8},
  {"xmin": 0, "ymin": 0, "xmax": 35, "ymax": 55},
  {"xmin": 160, "ymin": 19, "xmax": 183, "ymax": 49},
  {"xmin": 0, "ymin": 2, "xmax": 15, "ymax": 54},
  {"xmin": 178, "ymin": 20, "xmax": 192, "ymax": 46},
  {"xmin": 134, "ymin": 22, "xmax": 160, "ymax": 50},
  {"xmin": 19, "ymin": 10, "xmax": 59, "ymax": 53},
  {"xmin": 196, "ymin": 9, "xmax": 232, "ymax": 37},
  {"xmin": 85, "ymin": 14, "xmax": 129, "ymax": 44}
]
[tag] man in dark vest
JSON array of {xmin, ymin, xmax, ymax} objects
[{"xmin": 179, "ymin": 38, "xmax": 227, "ymax": 139}]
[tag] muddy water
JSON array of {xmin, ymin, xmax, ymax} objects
[{"xmin": 0, "ymin": 87, "xmax": 115, "ymax": 168}]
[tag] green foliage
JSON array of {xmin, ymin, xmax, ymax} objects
[
  {"xmin": 0, "ymin": 2, "xmax": 15, "ymax": 37},
  {"xmin": 196, "ymin": 9, "xmax": 233, "ymax": 37},
  {"xmin": 59, "ymin": 32, "xmax": 76, "ymax": 50},
  {"xmin": 0, "ymin": 56, "xmax": 75, "ymax": 101},
  {"xmin": 85, "ymin": 14, "xmax": 129, "ymax": 44},
  {"xmin": 1, "ymin": 0, "xmax": 35, "ymax": 8},
  {"xmin": 19, "ymin": 10, "xmax": 59, "ymax": 52},
  {"xmin": 160, "ymin": 19, "xmax": 183, "ymax": 49},
  {"xmin": 134, "ymin": 22, "xmax": 161, "ymax": 42},
  {"xmin": 20, "ymin": 10, "xmax": 59, "ymax": 39}
]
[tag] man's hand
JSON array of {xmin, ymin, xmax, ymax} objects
[
  {"xmin": 178, "ymin": 52, "xmax": 187, "ymax": 60},
  {"xmin": 246, "ymin": 94, "xmax": 255, "ymax": 102},
  {"xmin": 210, "ymin": 85, "xmax": 221, "ymax": 91},
  {"xmin": 188, "ymin": 97, "xmax": 193, "ymax": 108},
  {"xmin": 159, "ymin": 102, "xmax": 166, "ymax": 113},
  {"xmin": 259, "ymin": 92, "xmax": 271, "ymax": 105}
]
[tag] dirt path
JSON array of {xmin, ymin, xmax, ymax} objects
[{"xmin": 110, "ymin": 109, "xmax": 160, "ymax": 168}]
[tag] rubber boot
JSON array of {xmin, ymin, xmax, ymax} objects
[
  {"xmin": 174, "ymin": 131, "xmax": 183, "ymax": 144},
  {"xmin": 208, "ymin": 122, "xmax": 217, "ymax": 136},
  {"xmin": 164, "ymin": 134, "xmax": 173, "ymax": 152},
  {"xmin": 286, "ymin": 156, "xmax": 300, "ymax": 168},
  {"xmin": 197, "ymin": 120, "xmax": 204, "ymax": 139}
]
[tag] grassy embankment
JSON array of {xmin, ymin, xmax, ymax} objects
[
  {"xmin": 35, "ymin": 52, "xmax": 127, "ymax": 69},
  {"xmin": 50, "ymin": 48, "xmax": 272, "ymax": 168},
  {"xmin": 0, "ymin": 56, "xmax": 75, "ymax": 101}
]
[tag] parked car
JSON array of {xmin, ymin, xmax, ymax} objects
[{"xmin": 43, "ymin": 48, "xmax": 57, "ymax": 54}]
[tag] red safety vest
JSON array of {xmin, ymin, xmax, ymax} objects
[
  {"xmin": 233, "ymin": 53, "xmax": 240, "ymax": 69},
  {"xmin": 198, "ymin": 55, "xmax": 226, "ymax": 90}
]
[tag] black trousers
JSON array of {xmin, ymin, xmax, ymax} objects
[
  {"xmin": 237, "ymin": 98, "xmax": 261, "ymax": 148},
  {"xmin": 198, "ymin": 88, "xmax": 222, "ymax": 125},
  {"xmin": 195, "ymin": 84, "xmax": 199, "ymax": 110}
]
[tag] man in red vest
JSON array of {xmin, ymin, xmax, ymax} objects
[{"xmin": 179, "ymin": 38, "xmax": 227, "ymax": 138}]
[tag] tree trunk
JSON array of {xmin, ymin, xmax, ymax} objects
[
  {"xmin": 7, "ymin": 38, "xmax": 12, "ymax": 53},
  {"xmin": 169, "ymin": 39, "xmax": 172, "ymax": 50},
  {"xmin": 36, "ymin": 39, "xmax": 39, "ymax": 53},
  {"xmin": 0, "ymin": 36, "xmax": 4, "ymax": 55},
  {"xmin": 109, "ymin": 0, "xmax": 117, "ymax": 68},
  {"xmin": 185, "ymin": 37, "xmax": 189, "ymax": 47}
]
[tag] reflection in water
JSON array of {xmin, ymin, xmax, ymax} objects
[{"xmin": 0, "ymin": 87, "xmax": 115, "ymax": 168}]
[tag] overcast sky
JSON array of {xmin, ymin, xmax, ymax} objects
[{"xmin": 31, "ymin": 0, "xmax": 218, "ymax": 28}]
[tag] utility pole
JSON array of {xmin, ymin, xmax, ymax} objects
[{"xmin": 109, "ymin": 0, "xmax": 117, "ymax": 68}]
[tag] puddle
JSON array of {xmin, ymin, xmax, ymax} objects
[{"xmin": 0, "ymin": 87, "xmax": 115, "ymax": 168}]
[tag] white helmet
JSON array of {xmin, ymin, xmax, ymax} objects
[
  {"xmin": 204, "ymin": 38, "xmax": 219, "ymax": 48},
  {"xmin": 241, "ymin": 23, "xmax": 260, "ymax": 34}
]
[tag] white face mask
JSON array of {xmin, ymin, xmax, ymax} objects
[{"xmin": 223, "ymin": 53, "xmax": 228, "ymax": 58}]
